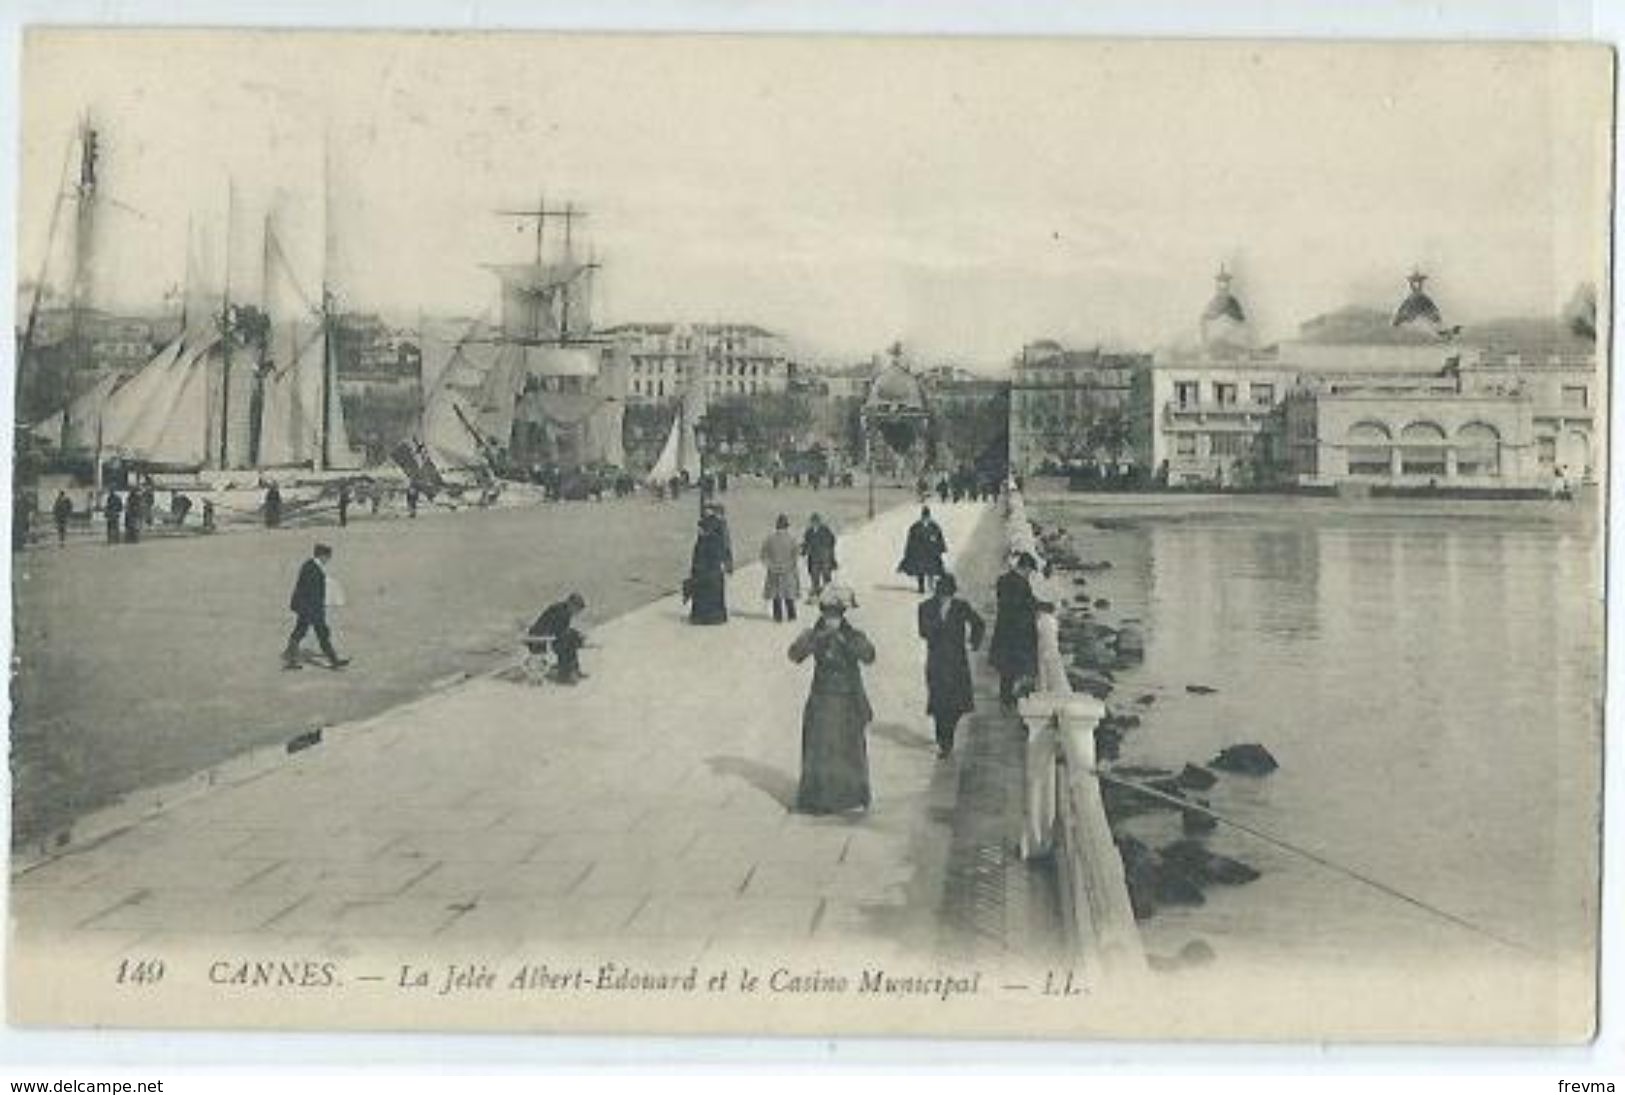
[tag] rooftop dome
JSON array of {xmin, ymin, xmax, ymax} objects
[
  {"xmin": 1393, "ymin": 269, "xmax": 1444, "ymax": 329},
  {"xmin": 1200, "ymin": 266, "xmax": 1251, "ymax": 350},
  {"xmin": 1202, "ymin": 266, "xmax": 1247, "ymax": 325},
  {"xmin": 868, "ymin": 361, "xmax": 928, "ymax": 410}
]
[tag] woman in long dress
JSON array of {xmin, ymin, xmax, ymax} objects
[
  {"xmin": 688, "ymin": 511, "xmax": 731, "ymax": 625},
  {"xmin": 788, "ymin": 586, "xmax": 876, "ymax": 814}
]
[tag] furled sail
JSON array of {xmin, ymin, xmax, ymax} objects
[
  {"xmin": 34, "ymin": 370, "xmax": 124, "ymax": 450},
  {"xmin": 257, "ymin": 216, "xmax": 364, "ymax": 469}
]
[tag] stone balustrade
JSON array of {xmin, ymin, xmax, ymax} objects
[{"xmin": 1004, "ymin": 484, "xmax": 1147, "ymax": 982}]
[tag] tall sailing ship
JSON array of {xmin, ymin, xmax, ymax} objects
[
  {"xmin": 408, "ymin": 197, "xmax": 628, "ymax": 488},
  {"xmin": 22, "ymin": 120, "xmax": 364, "ymax": 484}
]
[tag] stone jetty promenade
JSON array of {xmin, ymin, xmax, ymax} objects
[{"xmin": 12, "ymin": 499, "xmax": 1049, "ymax": 1027}]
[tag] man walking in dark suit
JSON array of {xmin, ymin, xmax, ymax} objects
[{"xmin": 282, "ymin": 543, "xmax": 349, "ymax": 670}]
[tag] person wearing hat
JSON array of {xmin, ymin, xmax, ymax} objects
[
  {"xmin": 989, "ymin": 551, "xmax": 1040, "ymax": 710},
  {"xmin": 788, "ymin": 585, "xmax": 876, "ymax": 814},
  {"xmin": 283, "ymin": 543, "xmax": 349, "ymax": 670},
  {"xmin": 759, "ymin": 514, "xmax": 801, "ymax": 623},
  {"xmin": 898, "ymin": 505, "xmax": 948, "ymax": 594},
  {"xmin": 801, "ymin": 513, "xmax": 838, "ymax": 602},
  {"xmin": 687, "ymin": 508, "xmax": 732, "ymax": 625},
  {"xmin": 529, "ymin": 592, "xmax": 589, "ymax": 683},
  {"xmin": 918, "ymin": 573, "xmax": 986, "ymax": 759}
]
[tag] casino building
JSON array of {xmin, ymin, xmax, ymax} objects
[{"xmin": 1151, "ymin": 268, "xmax": 1600, "ymax": 490}]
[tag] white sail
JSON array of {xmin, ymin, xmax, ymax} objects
[
  {"xmin": 256, "ymin": 209, "xmax": 364, "ymax": 469},
  {"xmin": 142, "ymin": 339, "xmax": 213, "ymax": 466},
  {"xmin": 646, "ymin": 402, "xmax": 700, "ymax": 483},
  {"xmin": 646, "ymin": 412, "xmax": 684, "ymax": 484},
  {"xmin": 34, "ymin": 370, "xmax": 123, "ymax": 450},
  {"xmin": 105, "ymin": 335, "xmax": 193, "ymax": 457}
]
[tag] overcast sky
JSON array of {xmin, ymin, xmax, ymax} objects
[{"xmin": 19, "ymin": 32, "xmax": 1611, "ymax": 369}]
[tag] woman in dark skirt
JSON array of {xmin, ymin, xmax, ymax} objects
[
  {"xmin": 788, "ymin": 586, "xmax": 876, "ymax": 814},
  {"xmin": 688, "ymin": 511, "xmax": 731, "ymax": 625},
  {"xmin": 917, "ymin": 573, "xmax": 986, "ymax": 759}
]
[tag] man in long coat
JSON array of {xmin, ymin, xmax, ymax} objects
[
  {"xmin": 989, "ymin": 551, "xmax": 1040, "ymax": 711},
  {"xmin": 802, "ymin": 513, "xmax": 838, "ymax": 600},
  {"xmin": 918, "ymin": 573, "xmax": 986, "ymax": 758},
  {"xmin": 282, "ymin": 543, "xmax": 349, "ymax": 670},
  {"xmin": 103, "ymin": 490, "xmax": 123, "ymax": 545},
  {"xmin": 898, "ymin": 506, "xmax": 948, "ymax": 593},
  {"xmin": 759, "ymin": 514, "xmax": 801, "ymax": 623},
  {"xmin": 52, "ymin": 490, "xmax": 73, "ymax": 546}
]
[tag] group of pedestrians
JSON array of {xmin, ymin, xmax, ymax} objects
[
  {"xmin": 788, "ymin": 492, "xmax": 1044, "ymax": 817},
  {"xmin": 685, "ymin": 505, "xmax": 841, "ymax": 627}
]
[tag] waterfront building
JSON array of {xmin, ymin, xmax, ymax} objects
[
  {"xmin": 1151, "ymin": 269, "xmax": 1300, "ymax": 486},
  {"xmin": 921, "ymin": 367, "xmax": 1011, "ymax": 471},
  {"xmin": 605, "ymin": 322, "xmax": 794, "ymax": 403},
  {"xmin": 1008, "ymin": 340, "xmax": 1150, "ymax": 476},
  {"xmin": 1151, "ymin": 267, "xmax": 1601, "ymax": 491},
  {"xmin": 1284, "ymin": 313, "xmax": 1598, "ymax": 489}
]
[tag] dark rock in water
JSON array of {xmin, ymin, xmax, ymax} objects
[
  {"xmin": 1093, "ymin": 598, "xmax": 1111, "ymax": 610},
  {"xmin": 1177, "ymin": 763, "xmax": 1218, "ymax": 791},
  {"xmin": 1080, "ymin": 680, "xmax": 1114, "ymax": 701},
  {"xmin": 1206, "ymin": 854, "xmax": 1261, "ymax": 886},
  {"xmin": 1100, "ymin": 711, "xmax": 1140, "ymax": 732},
  {"xmin": 1185, "ymin": 684, "xmax": 1218, "ymax": 695},
  {"xmin": 1094, "ymin": 723, "xmax": 1122, "ymax": 762},
  {"xmin": 1071, "ymin": 575, "xmax": 1089, "ymax": 587},
  {"xmin": 1159, "ymin": 840, "xmax": 1260, "ymax": 886},
  {"xmin": 1135, "ymin": 693, "xmax": 1157, "ymax": 706},
  {"xmin": 1178, "ymin": 939, "xmax": 1216, "ymax": 966},
  {"xmin": 1114, "ymin": 765, "xmax": 1173, "ymax": 780},
  {"xmin": 1158, "ymin": 839, "xmax": 1211, "ymax": 872},
  {"xmin": 1145, "ymin": 776, "xmax": 1185, "ymax": 800},
  {"xmin": 1103, "ymin": 779, "xmax": 1179, "ymax": 821},
  {"xmin": 1078, "ymin": 560, "xmax": 1113, "ymax": 573},
  {"xmin": 1181, "ymin": 803, "xmax": 1218, "ymax": 835},
  {"xmin": 1210, "ymin": 743, "xmax": 1278, "ymax": 775},
  {"xmin": 1153, "ymin": 873, "xmax": 1205, "ymax": 907},
  {"xmin": 1068, "ymin": 672, "xmax": 1113, "ymax": 700},
  {"xmin": 1115, "ymin": 625, "xmax": 1144, "ymax": 658},
  {"xmin": 1114, "ymin": 835, "xmax": 1160, "ymax": 921}
]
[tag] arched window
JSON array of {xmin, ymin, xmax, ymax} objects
[
  {"xmin": 1455, "ymin": 422, "xmax": 1500, "ymax": 477},
  {"xmin": 1346, "ymin": 421, "xmax": 1392, "ymax": 476},
  {"xmin": 1559, "ymin": 429, "xmax": 1591, "ymax": 474},
  {"xmin": 1399, "ymin": 422, "xmax": 1448, "ymax": 477}
]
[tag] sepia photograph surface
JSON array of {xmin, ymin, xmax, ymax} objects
[{"xmin": 5, "ymin": 30, "xmax": 1610, "ymax": 1042}]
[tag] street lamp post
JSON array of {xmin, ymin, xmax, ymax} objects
[
  {"xmin": 693, "ymin": 414, "xmax": 710, "ymax": 522},
  {"xmin": 862, "ymin": 410, "xmax": 875, "ymax": 519}
]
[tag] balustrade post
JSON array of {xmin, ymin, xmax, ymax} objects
[
  {"xmin": 1056, "ymin": 697, "xmax": 1148, "ymax": 977},
  {"xmin": 1017, "ymin": 695, "xmax": 1061, "ymax": 859}
]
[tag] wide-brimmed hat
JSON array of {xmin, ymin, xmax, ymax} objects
[{"xmin": 818, "ymin": 585, "xmax": 858, "ymax": 612}]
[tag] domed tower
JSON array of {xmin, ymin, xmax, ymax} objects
[
  {"xmin": 1392, "ymin": 268, "xmax": 1444, "ymax": 331},
  {"xmin": 1200, "ymin": 265, "xmax": 1251, "ymax": 351}
]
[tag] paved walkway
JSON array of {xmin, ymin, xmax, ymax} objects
[{"xmin": 12, "ymin": 501, "xmax": 1000, "ymax": 984}]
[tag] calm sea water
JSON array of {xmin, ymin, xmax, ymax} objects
[{"xmin": 1036, "ymin": 499, "xmax": 1602, "ymax": 966}]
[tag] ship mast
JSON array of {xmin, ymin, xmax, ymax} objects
[
  {"xmin": 217, "ymin": 179, "xmax": 235, "ymax": 468},
  {"xmin": 319, "ymin": 132, "xmax": 334, "ymax": 471},
  {"xmin": 494, "ymin": 194, "xmax": 589, "ymax": 341}
]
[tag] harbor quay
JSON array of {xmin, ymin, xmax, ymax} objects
[
  {"xmin": 10, "ymin": 496, "xmax": 1062, "ymax": 1020},
  {"xmin": 11, "ymin": 484, "xmax": 886, "ymax": 845}
]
